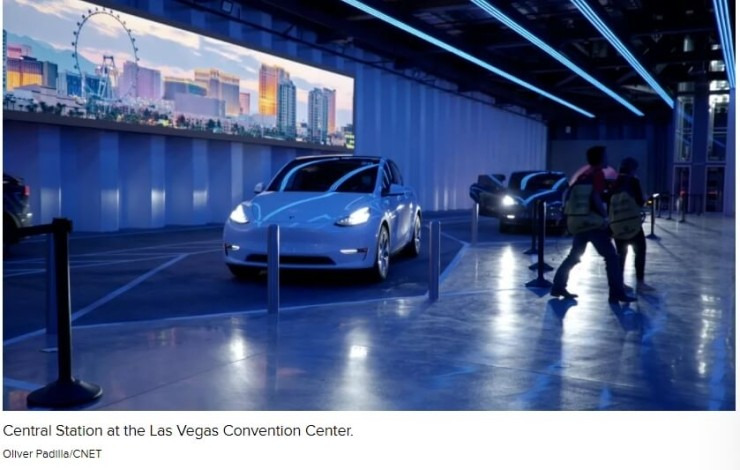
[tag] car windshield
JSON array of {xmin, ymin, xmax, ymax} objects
[
  {"xmin": 508, "ymin": 172, "xmax": 564, "ymax": 191},
  {"xmin": 523, "ymin": 174, "xmax": 565, "ymax": 191},
  {"xmin": 268, "ymin": 158, "xmax": 379, "ymax": 193},
  {"xmin": 508, "ymin": 172, "xmax": 531, "ymax": 190}
]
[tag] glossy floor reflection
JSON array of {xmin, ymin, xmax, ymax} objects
[{"xmin": 3, "ymin": 215, "xmax": 735, "ymax": 410}]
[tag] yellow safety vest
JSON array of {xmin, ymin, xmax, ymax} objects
[
  {"xmin": 564, "ymin": 181, "xmax": 604, "ymax": 234},
  {"xmin": 609, "ymin": 190, "xmax": 642, "ymax": 240}
]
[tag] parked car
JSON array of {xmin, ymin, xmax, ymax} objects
[
  {"xmin": 3, "ymin": 173, "xmax": 32, "ymax": 245},
  {"xmin": 223, "ymin": 155, "xmax": 422, "ymax": 281},
  {"xmin": 469, "ymin": 173, "xmax": 507, "ymax": 216},
  {"xmin": 497, "ymin": 171, "xmax": 568, "ymax": 233}
]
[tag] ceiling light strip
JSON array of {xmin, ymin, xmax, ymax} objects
[
  {"xmin": 570, "ymin": 0, "xmax": 674, "ymax": 108},
  {"xmin": 340, "ymin": 0, "xmax": 595, "ymax": 118},
  {"xmin": 471, "ymin": 0, "xmax": 643, "ymax": 116},
  {"xmin": 712, "ymin": 0, "xmax": 735, "ymax": 88}
]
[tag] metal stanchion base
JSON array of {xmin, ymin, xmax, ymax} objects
[
  {"xmin": 525, "ymin": 278, "xmax": 552, "ymax": 288},
  {"xmin": 529, "ymin": 262, "xmax": 553, "ymax": 271},
  {"xmin": 27, "ymin": 378, "xmax": 102, "ymax": 409},
  {"xmin": 646, "ymin": 234, "xmax": 659, "ymax": 240}
]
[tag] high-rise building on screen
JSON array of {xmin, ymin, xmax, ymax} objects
[
  {"xmin": 258, "ymin": 64, "xmax": 287, "ymax": 116},
  {"xmin": 308, "ymin": 88, "xmax": 334, "ymax": 143},
  {"xmin": 6, "ymin": 57, "xmax": 43, "ymax": 90},
  {"xmin": 324, "ymin": 88, "xmax": 336, "ymax": 133},
  {"xmin": 7, "ymin": 43, "xmax": 30, "ymax": 60},
  {"xmin": 119, "ymin": 61, "xmax": 162, "ymax": 100},
  {"xmin": 195, "ymin": 68, "xmax": 240, "ymax": 116},
  {"xmin": 3, "ymin": 30, "xmax": 7, "ymax": 93},
  {"xmin": 41, "ymin": 62, "xmax": 57, "ymax": 89},
  {"xmin": 59, "ymin": 71, "xmax": 82, "ymax": 97},
  {"xmin": 163, "ymin": 77, "xmax": 207, "ymax": 100},
  {"xmin": 277, "ymin": 78, "xmax": 296, "ymax": 137},
  {"xmin": 239, "ymin": 92, "xmax": 250, "ymax": 116}
]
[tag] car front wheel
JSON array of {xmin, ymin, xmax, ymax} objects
[
  {"xmin": 404, "ymin": 213, "xmax": 422, "ymax": 257},
  {"xmin": 370, "ymin": 224, "xmax": 390, "ymax": 281}
]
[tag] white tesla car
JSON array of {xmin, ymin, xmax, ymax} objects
[{"xmin": 223, "ymin": 155, "xmax": 422, "ymax": 281}]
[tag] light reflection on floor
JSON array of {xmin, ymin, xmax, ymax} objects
[{"xmin": 3, "ymin": 216, "xmax": 735, "ymax": 410}]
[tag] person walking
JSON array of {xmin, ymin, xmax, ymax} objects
[
  {"xmin": 550, "ymin": 146, "xmax": 636, "ymax": 303},
  {"xmin": 609, "ymin": 157, "xmax": 653, "ymax": 292}
]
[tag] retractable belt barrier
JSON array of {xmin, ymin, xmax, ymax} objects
[
  {"xmin": 267, "ymin": 224, "xmax": 280, "ymax": 315},
  {"xmin": 17, "ymin": 218, "xmax": 103, "ymax": 409},
  {"xmin": 523, "ymin": 204, "xmax": 537, "ymax": 255},
  {"xmin": 646, "ymin": 193, "xmax": 659, "ymax": 240},
  {"xmin": 429, "ymin": 221, "xmax": 441, "ymax": 301},
  {"xmin": 471, "ymin": 203, "xmax": 479, "ymax": 246},
  {"xmin": 525, "ymin": 200, "xmax": 553, "ymax": 289}
]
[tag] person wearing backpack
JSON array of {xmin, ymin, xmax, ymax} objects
[
  {"xmin": 609, "ymin": 157, "xmax": 653, "ymax": 292},
  {"xmin": 551, "ymin": 146, "xmax": 637, "ymax": 304}
]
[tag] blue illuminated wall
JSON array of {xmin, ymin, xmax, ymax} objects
[{"xmin": 2, "ymin": 0, "xmax": 547, "ymax": 231}]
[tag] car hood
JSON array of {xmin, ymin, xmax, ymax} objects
[
  {"xmin": 506, "ymin": 188, "xmax": 564, "ymax": 206},
  {"xmin": 245, "ymin": 191, "xmax": 375, "ymax": 223}
]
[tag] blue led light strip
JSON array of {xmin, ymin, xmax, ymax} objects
[
  {"xmin": 570, "ymin": 0, "xmax": 674, "ymax": 108},
  {"xmin": 471, "ymin": 0, "xmax": 643, "ymax": 116},
  {"xmin": 712, "ymin": 0, "xmax": 736, "ymax": 88},
  {"xmin": 340, "ymin": 0, "xmax": 595, "ymax": 118}
]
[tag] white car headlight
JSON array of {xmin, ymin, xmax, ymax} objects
[
  {"xmin": 336, "ymin": 207, "xmax": 371, "ymax": 226},
  {"xmin": 229, "ymin": 204, "xmax": 250, "ymax": 224},
  {"xmin": 502, "ymin": 195, "xmax": 517, "ymax": 207}
]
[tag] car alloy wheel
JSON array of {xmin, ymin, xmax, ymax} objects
[
  {"xmin": 374, "ymin": 225, "xmax": 390, "ymax": 281},
  {"xmin": 405, "ymin": 213, "xmax": 421, "ymax": 257}
]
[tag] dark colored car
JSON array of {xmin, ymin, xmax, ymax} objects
[
  {"xmin": 469, "ymin": 173, "xmax": 507, "ymax": 216},
  {"xmin": 496, "ymin": 171, "xmax": 568, "ymax": 233},
  {"xmin": 4, "ymin": 173, "xmax": 33, "ymax": 244}
]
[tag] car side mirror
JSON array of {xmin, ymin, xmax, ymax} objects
[
  {"xmin": 254, "ymin": 182, "xmax": 264, "ymax": 194},
  {"xmin": 386, "ymin": 183, "xmax": 406, "ymax": 196}
]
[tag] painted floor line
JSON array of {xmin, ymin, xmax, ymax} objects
[
  {"xmin": 3, "ymin": 255, "xmax": 189, "ymax": 278},
  {"xmin": 48, "ymin": 287, "xmax": 529, "ymax": 336},
  {"xmin": 3, "ymin": 377, "xmax": 43, "ymax": 391},
  {"xmin": 70, "ymin": 254, "xmax": 190, "ymax": 322},
  {"xmin": 3, "ymin": 269, "xmax": 47, "ymax": 278},
  {"xmin": 18, "ymin": 225, "xmax": 223, "ymax": 243},
  {"xmin": 62, "ymin": 239, "xmax": 221, "ymax": 257},
  {"xmin": 439, "ymin": 244, "xmax": 468, "ymax": 285},
  {"xmin": 69, "ymin": 293, "xmax": 432, "ymax": 332}
]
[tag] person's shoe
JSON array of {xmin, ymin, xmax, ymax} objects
[
  {"xmin": 623, "ymin": 284, "xmax": 634, "ymax": 292},
  {"xmin": 636, "ymin": 281, "xmax": 655, "ymax": 292},
  {"xmin": 551, "ymin": 288, "xmax": 578, "ymax": 299},
  {"xmin": 609, "ymin": 293, "xmax": 637, "ymax": 303}
]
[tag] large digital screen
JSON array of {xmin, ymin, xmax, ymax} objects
[{"xmin": 2, "ymin": 0, "xmax": 355, "ymax": 149}]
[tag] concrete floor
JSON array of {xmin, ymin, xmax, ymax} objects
[{"xmin": 3, "ymin": 214, "xmax": 735, "ymax": 410}]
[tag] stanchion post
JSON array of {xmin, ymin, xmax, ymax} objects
[
  {"xmin": 529, "ymin": 199, "xmax": 553, "ymax": 272},
  {"xmin": 429, "ymin": 221, "xmax": 440, "ymax": 301},
  {"xmin": 471, "ymin": 203, "xmax": 478, "ymax": 246},
  {"xmin": 267, "ymin": 224, "xmax": 280, "ymax": 315},
  {"xmin": 646, "ymin": 193, "xmax": 659, "ymax": 240},
  {"xmin": 45, "ymin": 233, "xmax": 58, "ymax": 335},
  {"xmin": 666, "ymin": 194, "xmax": 673, "ymax": 220},
  {"xmin": 27, "ymin": 218, "xmax": 102, "ymax": 408},
  {"xmin": 523, "ymin": 204, "xmax": 537, "ymax": 254},
  {"xmin": 525, "ymin": 200, "xmax": 553, "ymax": 288}
]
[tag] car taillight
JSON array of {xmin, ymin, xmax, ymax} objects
[{"xmin": 23, "ymin": 185, "xmax": 30, "ymax": 197}]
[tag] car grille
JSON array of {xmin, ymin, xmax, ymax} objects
[{"xmin": 246, "ymin": 254, "xmax": 336, "ymax": 265}]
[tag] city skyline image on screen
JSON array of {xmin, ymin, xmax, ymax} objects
[{"xmin": 2, "ymin": 0, "xmax": 355, "ymax": 148}]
